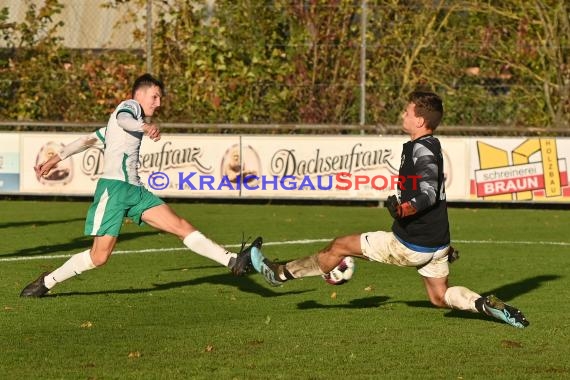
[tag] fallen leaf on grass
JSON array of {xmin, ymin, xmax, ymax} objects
[{"xmin": 501, "ymin": 340, "xmax": 523, "ymax": 348}]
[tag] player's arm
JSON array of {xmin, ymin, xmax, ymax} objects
[
  {"xmin": 407, "ymin": 145, "xmax": 439, "ymax": 213},
  {"xmin": 116, "ymin": 101, "xmax": 160, "ymax": 141},
  {"xmin": 35, "ymin": 128, "xmax": 106, "ymax": 177},
  {"xmin": 387, "ymin": 145, "xmax": 439, "ymax": 219}
]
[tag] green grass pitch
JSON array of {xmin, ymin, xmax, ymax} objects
[{"xmin": 1, "ymin": 200, "xmax": 569, "ymax": 379}]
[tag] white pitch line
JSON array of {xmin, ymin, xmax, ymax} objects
[
  {"xmin": 454, "ymin": 239, "xmax": 570, "ymax": 246},
  {"xmin": 1, "ymin": 238, "xmax": 568, "ymax": 263}
]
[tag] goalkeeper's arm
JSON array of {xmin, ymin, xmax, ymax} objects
[
  {"xmin": 386, "ymin": 194, "xmax": 418, "ymax": 219},
  {"xmin": 386, "ymin": 145, "xmax": 441, "ymax": 219}
]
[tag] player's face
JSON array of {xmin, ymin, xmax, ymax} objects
[
  {"xmin": 137, "ymin": 85, "xmax": 162, "ymax": 117},
  {"xmin": 401, "ymin": 102, "xmax": 422, "ymax": 134}
]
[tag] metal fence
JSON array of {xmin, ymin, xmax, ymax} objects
[{"xmin": 1, "ymin": 121, "xmax": 569, "ymax": 137}]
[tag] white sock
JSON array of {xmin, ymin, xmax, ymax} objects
[
  {"xmin": 183, "ymin": 231, "xmax": 236, "ymax": 267},
  {"xmin": 44, "ymin": 250, "xmax": 96, "ymax": 289},
  {"xmin": 444, "ymin": 286, "xmax": 481, "ymax": 313}
]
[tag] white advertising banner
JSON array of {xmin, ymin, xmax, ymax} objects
[
  {"xmin": 140, "ymin": 135, "xmax": 241, "ymax": 198},
  {"xmin": 15, "ymin": 132, "xmax": 570, "ymax": 203},
  {"xmin": 235, "ymin": 135, "xmax": 469, "ymax": 200},
  {"xmin": 435, "ymin": 137, "xmax": 470, "ymax": 201},
  {"xmin": 20, "ymin": 133, "xmax": 241, "ymax": 197},
  {"xmin": 17, "ymin": 133, "xmax": 472, "ymax": 201},
  {"xmin": 469, "ymin": 137, "xmax": 569, "ymax": 202},
  {"xmin": 239, "ymin": 135, "xmax": 405, "ymax": 199},
  {"xmin": 0, "ymin": 133, "xmax": 20, "ymax": 193},
  {"xmin": 20, "ymin": 133, "xmax": 99, "ymax": 195}
]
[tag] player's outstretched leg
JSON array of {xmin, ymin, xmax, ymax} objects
[
  {"xmin": 231, "ymin": 236, "xmax": 263, "ymax": 276},
  {"xmin": 250, "ymin": 247, "xmax": 284, "ymax": 286},
  {"xmin": 20, "ymin": 272, "xmax": 51, "ymax": 297},
  {"xmin": 477, "ymin": 295, "xmax": 529, "ymax": 328}
]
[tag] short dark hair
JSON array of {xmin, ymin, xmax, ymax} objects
[
  {"xmin": 409, "ymin": 91, "xmax": 443, "ymax": 130},
  {"xmin": 131, "ymin": 73, "xmax": 165, "ymax": 98}
]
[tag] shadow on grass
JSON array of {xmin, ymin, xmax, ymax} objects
[
  {"xmin": 482, "ymin": 274, "xmax": 561, "ymax": 302},
  {"xmin": 401, "ymin": 274, "xmax": 561, "ymax": 324},
  {"xmin": 0, "ymin": 217, "xmax": 86, "ymax": 230},
  {"xmin": 48, "ymin": 271, "xmax": 313, "ymax": 298},
  {"xmin": 4, "ymin": 231, "xmax": 161, "ymax": 258},
  {"xmin": 297, "ymin": 296, "xmax": 390, "ymax": 310}
]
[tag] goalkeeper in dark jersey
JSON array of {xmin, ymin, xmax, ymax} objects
[{"xmin": 244, "ymin": 91, "xmax": 529, "ymax": 329}]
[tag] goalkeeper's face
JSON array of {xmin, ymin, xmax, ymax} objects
[{"xmin": 401, "ymin": 102, "xmax": 418, "ymax": 132}]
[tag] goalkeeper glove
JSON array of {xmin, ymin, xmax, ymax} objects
[
  {"xmin": 447, "ymin": 246, "xmax": 460, "ymax": 264},
  {"xmin": 386, "ymin": 195, "xmax": 417, "ymax": 219}
]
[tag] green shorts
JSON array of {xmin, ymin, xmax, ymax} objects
[{"xmin": 84, "ymin": 178, "xmax": 164, "ymax": 236}]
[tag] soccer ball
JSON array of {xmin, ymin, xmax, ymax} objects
[{"xmin": 322, "ymin": 256, "xmax": 355, "ymax": 285}]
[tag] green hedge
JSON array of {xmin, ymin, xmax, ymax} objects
[{"xmin": 1, "ymin": 0, "xmax": 568, "ymax": 129}]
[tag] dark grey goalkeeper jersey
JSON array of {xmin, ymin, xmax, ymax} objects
[{"xmin": 391, "ymin": 135, "xmax": 450, "ymax": 249}]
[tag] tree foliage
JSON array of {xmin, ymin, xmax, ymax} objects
[{"xmin": 0, "ymin": 0, "xmax": 568, "ymax": 129}]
